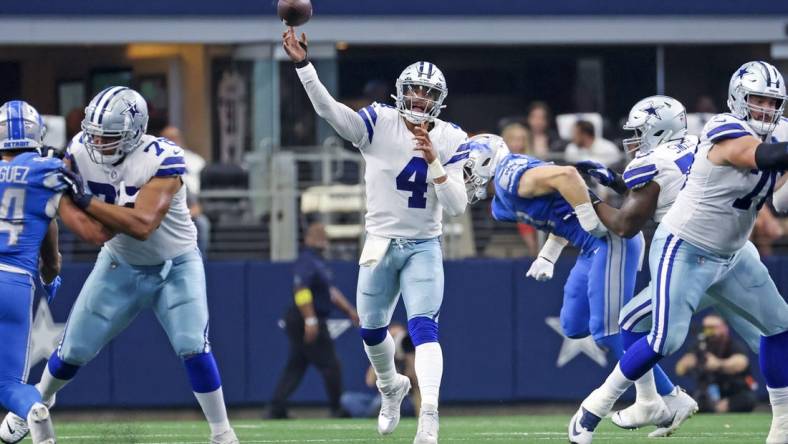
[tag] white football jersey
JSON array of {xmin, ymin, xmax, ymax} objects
[
  {"xmin": 622, "ymin": 136, "xmax": 699, "ymax": 223},
  {"xmin": 68, "ymin": 133, "xmax": 197, "ymax": 265},
  {"xmin": 662, "ymin": 114, "xmax": 782, "ymax": 255},
  {"xmin": 355, "ymin": 103, "xmax": 468, "ymax": 239}
]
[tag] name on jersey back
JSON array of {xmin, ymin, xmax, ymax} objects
[{"xmin": 0, "ymin": 166, "xmax": 29, "ymax": 184}]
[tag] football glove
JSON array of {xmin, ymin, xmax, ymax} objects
[
  {"xmin": 575, "ymin": 160, "xmax": 615, "ymax": 186},
  {"xmin": 41, "ymin": 275, "xmax": 62, "ymax": 304},
  {"xmin": 59, "ymin": 168, "xmax": 93, "ymax": 210},
  {"xmin": 526, "ymin": 257, "xmax": 554, "ymax": 282}
]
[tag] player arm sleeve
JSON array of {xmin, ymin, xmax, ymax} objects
[
  {"xmin": 433, "ymin": 161, "xmax": 468, "ymax": 217},
  {"xmin": 538, "ymin": 233, "xmax": 568, "ymax": 263},
  {"xmin": 754, "ymin": 142, "xmax": 788, "ymax": 171},
  {"xmin": 296, "ymin": 63, "xmax": 368, "ymax": 147}
]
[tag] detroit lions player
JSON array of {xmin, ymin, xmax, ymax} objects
[
  {"xmin": 569, "ymin": 61, "xmax": 788, "ymax": 444},
  {"xmin": 284, "ymin": 28, "xmax": 468, "ymax": 444},
  {"xmin": 0, "ymin": 100, "xmax": 112, "ymax": 444},
  {"xmin": 463, "ymin": 134, "xmax": 637, "ymax": 363},
  {"xmin": 0, "ymin": 89, "xmax": 239, "ymax": 444}
]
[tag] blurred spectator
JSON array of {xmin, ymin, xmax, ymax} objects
[
  {"xmin": 563, "ymin": 120, "xmax": 623, "ymax": 167},
  {"xmin": 525, "ymin": 102, "xmax": 566, "ymax": 158},
  {"xmin": 694, "ymin": 95, "xmax": 718, "ymax": 114},
  {"xmin": 500, "ymin": 122, "xmax": 531, "ymax": 155},
  {"xmin": 268, "ymin": 222, "xmax": 360, "ymax": 419},
  {"xmin": 159, "ymin": 125, "xmax": 211, "ymax": 254},
  {"xmin": 340, "ymin": 323, "xmax": 419, "ymax": 418},
  {"xmin": 65, "ymin": 108, "xmax": 85, "ymax": 142},
  {"xmin": 675, "ymin": 314, "xmax": 757, "ymax": 413},
  {"xmin": 751, "ymin": 206, "xmax": 784, "ymax": 257},
  {"xmin": 498, "ymin": 123, "xmax": 539, "ymax": 256}
]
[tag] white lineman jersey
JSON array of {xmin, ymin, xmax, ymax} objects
[
  {"xmin": 622, "ymin": 136, "xmax": 699, "ymax": 223},
  {"xmin": 355, "ymin": 103, "xmax": 468, "ymax": 239},
  {"xmin": 68, "ymin": 133, "xmax": 198, "ymax": 265},
  {"xmin": 662, "ymin": 114, "xmax": 784, "ymax": 256}
]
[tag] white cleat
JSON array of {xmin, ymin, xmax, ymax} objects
[
  {"xmin": 26, "ymin": 403, "xmax": 55, "ymax": 444},
  {"xmin": 611, "ymin": 398, "xmax": 672, "ymax": 430},
  {"xmin": 568, "ymin": 406, "xmax": 601, "ymax": 444},
  {"xmin": 766, "ymin": 414, "xmax": 788, "ymax": 444},
  {"xmin": 649, "ymin": 386, "xmax": 699, "ymax": 437},
  {"xmin": 376, "ymin": 374, "xmax": 411, "ymax": 435},
  {"xmin": 211, "ymin": 428, "xmax": 239, "ymax": 444},
  {"xmin": 0, "ymin": 411, "xmax": 28, "ymax": 444},
  {"xmin": 413, "ymin": 409, "xmax": 439, "ymax": 444},
  {"xmin": 0, "ymin": 395, "xmax": 55, "ymax": 444}
]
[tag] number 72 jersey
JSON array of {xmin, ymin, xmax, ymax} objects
[
  {"xmin": 661, "ymin": 114, "xmax": 783, "ymax": 256},
  {"xmin": 355, "ymin": 103, "xmax": 468, "ymax": 239},
  {"xmin": 68, "ymin": 133, "xmax": 197, "ymax": 265}
]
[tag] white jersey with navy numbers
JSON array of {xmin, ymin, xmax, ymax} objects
[
  {"xmin": 356, "ymin": 103, "xmax": 468, "ymax": 239},
  {"xmin": 68, "ymin": 133, "xmax": 197, "ymax": 265},
  {"xmin": 622, "ymin": 136, "xmax": 698, "ymax": 223},
  {"xmin": 662, "ymin": 114, "xmax": 782, "ymax": 256}
]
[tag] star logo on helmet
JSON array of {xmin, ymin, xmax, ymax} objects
[
  {"xmin": 125, "ymin": 103, "xmax": 140, "ymax": 118},
  {"xmin": 643, "ymin": 103, "xmax": 663, "ymax": 119},
  {"xmin": 736, "ymin": 67, "xmax": 749, "ymax": 79}
]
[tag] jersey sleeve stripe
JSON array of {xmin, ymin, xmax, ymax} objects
[
  {"xmin": 622, "ymin": 164, "xmax": 656, "ymax": 180},
  {"xmin": 155, "ymin": 167, "xmax": 186, "ymax": 177},
  {"xmin": 357, "ymin": 108, "xmax": 374, "ymax": 143},
  {"xmin": 444, "ymin": 151, "xmax": 470, "ymax": 166},
  {"xmin": 624, "ymin": 171, "xmax": 657, "ymax": 188},
  {"xmin": 160, "ymin": 156, "xmax": 185, "ymax": 166},
  {"xmin": 706, "ymin": 122, "xmax": 746, "ymax": 138},
  {"xmin": 708, "ymin": 131, "xmax": 751, "ymax": 144},
  {"xmin": 364, "ymin": 105, "xmax": 378, "ymax": 125}
]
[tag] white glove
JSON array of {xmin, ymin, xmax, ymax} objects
[{"xmin": 526, "ymin": 256, "xmax": 555, "ymax": 281}]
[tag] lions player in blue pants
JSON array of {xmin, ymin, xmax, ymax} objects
[
  {"xmin": 464, "ymin": 134, "xmax": 639, "ymax": 361},
  {"xmin": 0, "ymin": 89, "xmax": 238, "ymax": 444},
  {"xmin": 285, "ymin": 28, "xmax": 469, "ymax": 444},
  {"xmin": 569, "ymin": 61, "xmax": 788, "ymax": 444},
  {"xmin": 0, "ymin": 100, "xmax": 111, "ymax": 444}
]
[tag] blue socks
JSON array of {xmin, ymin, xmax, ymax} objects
[
  {"xmin": 596, "ymin": 334, "xmax": 623, "ymax": 360},
  {"xmin": 408, "ymin": 317, "xmax": 439, "ymax": 346},
  {"xmin": 0, "ymin": 381, "xmax": 41, "ymax": 418},
  {"xmin": 48, "ymin": 351, "xmax": 80, "ymax": 381},
  {"xmin": 184, "ymin": 352, "xmax": 222, "ymax": 393},
  {"xmin": 622, "ymin": 329, "xmax": 674, "ymax": 396},
  {"xmin": 620, "ymin": 336, "xmax": 664, "ymax": 381},
  {"xmin": 359, "ymin": 326, "xmax": 388, "ymax": 346},
  {"xmin": 761, "ymin": 330, "xmax": 788, "ymax": 388}
]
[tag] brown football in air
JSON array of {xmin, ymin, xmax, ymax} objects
[{"xmin": 277, "ymin": 0, "xmax": 313, "ymax": 27}]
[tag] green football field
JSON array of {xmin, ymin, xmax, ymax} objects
[{"xmin": 34, "ymin": 413, "xmax": 772, "ymax": 443}]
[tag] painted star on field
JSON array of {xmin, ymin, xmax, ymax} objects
[{"xmin": 545, "ymin": 316, "xmax": 608, "ymax": 368}]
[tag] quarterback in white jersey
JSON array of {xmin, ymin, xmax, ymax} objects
[
  {"xmin": 570, "ymin": 62, "xmax": 788, "ymax": 444},
  {"xmin": 0, "ymin": 88, "xmax": 239, "ymax": 444},
  {"xmin": 284, "ymin": 28, "xmax": 467, "ymax": 444}
]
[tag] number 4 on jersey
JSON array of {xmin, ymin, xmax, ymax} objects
[{"xmin": 396, "ymin": 157, "xmax": 428, "ymax": 209}]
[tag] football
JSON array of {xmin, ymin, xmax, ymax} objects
[{"xmin": 277, "ymin": 0, "xmax": 313, "ymax": 27}]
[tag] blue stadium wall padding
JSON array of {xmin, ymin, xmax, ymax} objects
[{"xmin": 36, "ymin": 256, "xmax": 785, "ymax": 408}]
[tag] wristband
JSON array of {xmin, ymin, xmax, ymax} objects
[
  {"xmin": 427, "ymin": 159, "xmax": 447, "ymax": 181},
  {"xmin": 295, "ymin": 58, "xmax": 310, "ymax": 69},
  {"xmin": 539, "ymin": 237, "xmax": 567, "ymax": 263},
  {"xmin": 305, "ymin": 317, "xmax": 318, "ymax": 326}
]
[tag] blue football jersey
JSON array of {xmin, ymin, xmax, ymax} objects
[
  {"xmin": 0, "ymin": 152, "xmax": 66, "ymax": 275},
  {"xmin": 491, "ymin": 154, "xmax": 596, "ymax": 251}
]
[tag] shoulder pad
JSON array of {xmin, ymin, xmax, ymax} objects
[
  {"xmin": 623, "ymin": 157, "xmax": 658, "ymax": 190},
  {"xmin": 702, "ymin": 113, "xmax": 755, "ymax": 143}
]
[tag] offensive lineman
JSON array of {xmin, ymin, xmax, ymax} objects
[
  {"xmin": 569, "ymin": 61, "xmax": 788, "ymax": 444},
  {"xmin": 0, "ymin": 89, "xmax": 239, "ymax": 444},
  {"xmin": 0, "ymin": 100, "xmax": 112, "ymax": 444},
  {"xmin": 283, "ymin": 28, "xmax": 468, "ymax": 444}
]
